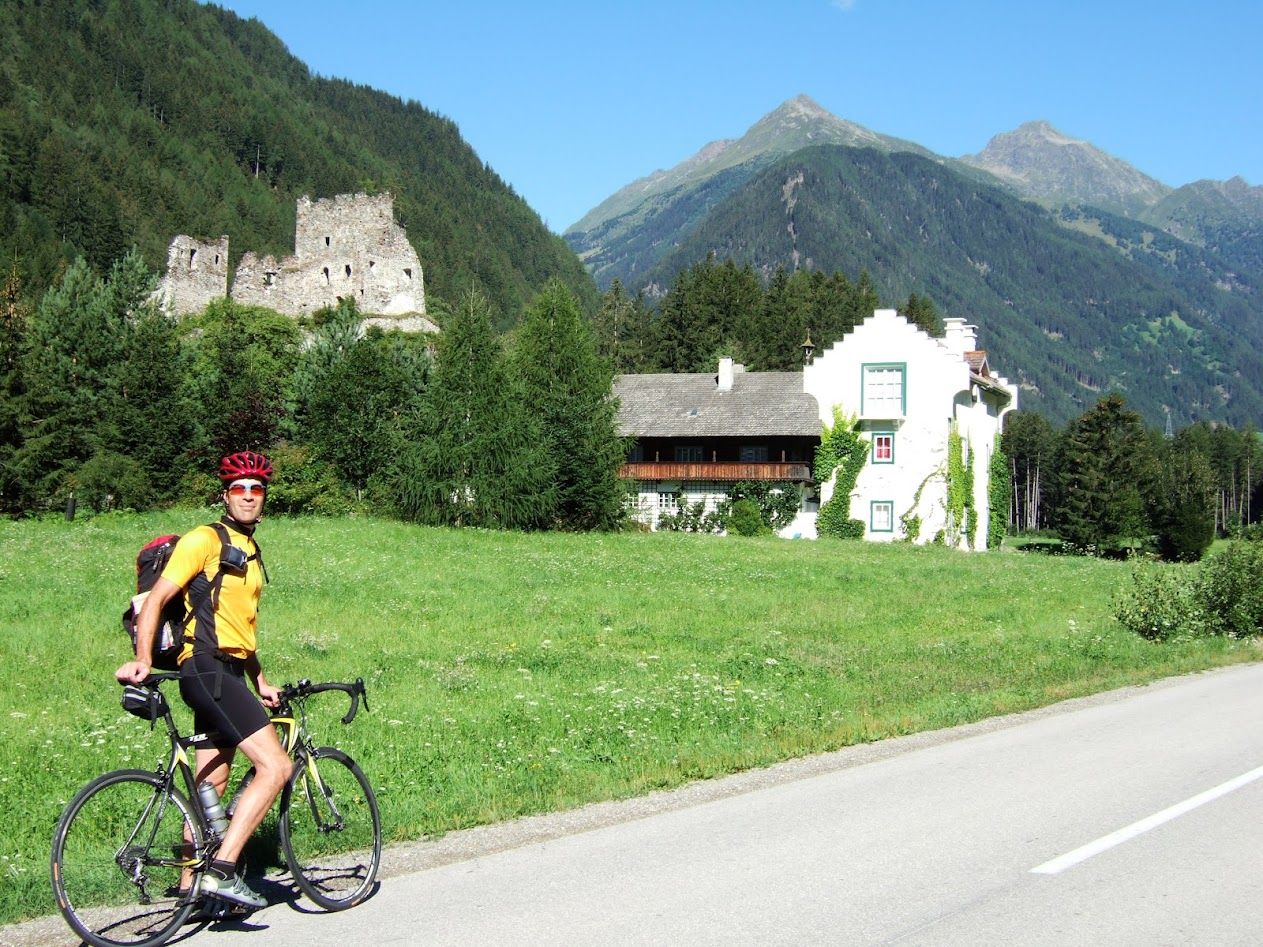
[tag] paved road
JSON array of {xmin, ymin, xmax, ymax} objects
[{"xmin": 11, "ymin": 663, "xmax": 1263, "ymax": 945}]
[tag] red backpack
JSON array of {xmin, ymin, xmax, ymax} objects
[{"xmin": 121, "ymin": 534, "xmax": 189, "ymax": 670}]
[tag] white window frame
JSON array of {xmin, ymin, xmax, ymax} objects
[
  {"xmin": 870, "ymin": 500, "xmax": 895, "ymax": 533},
  {"xmin": 862, "ymin": 363, "xmax": 906, "ymax": 418}
]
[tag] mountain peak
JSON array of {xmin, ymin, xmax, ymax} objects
[
  {"xmin": 566, "ymin": 96, "xmax": 936, "ymax": 233},
  {"xmin": 960, "ymin": 122, "xmax": 1171, "ymax": 214}
]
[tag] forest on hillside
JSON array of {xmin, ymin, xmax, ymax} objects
[
  {"xmin": 580, "ymin": 145, "xmax": 1263, "ymax": 429},
  {"xmin": 0, "ymin": 0, "xmax": 595, "ymax": 324}
]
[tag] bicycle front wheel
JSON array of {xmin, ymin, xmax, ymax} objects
[
  {"xmin": 279, "ymin": 747, "xmax": 381, "ymax": 910},
  {"xmin": 51, "ymin": 769, "xmax": 203, "ymax": 947}
]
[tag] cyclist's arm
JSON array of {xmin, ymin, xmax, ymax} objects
[
  {"xmin": 115, "ymin": 576, "xmax": 182, "ymax": 684},
  {"xmin": 246, "ymin": 652, "xmax": 282, "ymax": 708}
]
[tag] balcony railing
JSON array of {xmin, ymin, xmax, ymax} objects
[{"xmin": 619, "ymin": 461, "xmax": 813, "ymax": 482}]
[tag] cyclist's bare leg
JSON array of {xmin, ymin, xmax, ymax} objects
[
  {"xmin": 180, "ymin": 746, "xmax": 236, "ymax": 892},
  {"xmin": 213, "ymin": 722, "xmax": 291, "ymax": 866}
]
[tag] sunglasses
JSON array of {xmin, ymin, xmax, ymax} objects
[{"xmin": 227, "ymin": 483, "xmax": 267, "ymax": 497}]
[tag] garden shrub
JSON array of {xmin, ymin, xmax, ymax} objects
[
  {"xmin": 1113, "ymin": 566, "xmax": 1204, "ymax": 641},
  {"xmin": 1195, "ymin": 542, "xmax": 1263, "ymax": 638},
  {"xmin": 726, "ymin": 481, "xmax": 801, "ymax": 533},
  {"xmin": 658, "ymin": 494, "xmax": 723, "ymax": 533},
  {"xmin": 727, "ymin": 499, "xmax": 768, "ymax": 536},
  {"xmin": 1115, "ymin": 541, "xmax": 1263, "ymax": 641}
]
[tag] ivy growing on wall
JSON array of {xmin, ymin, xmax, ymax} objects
[
  {"xmin": 900, "ymin": 471, "xmax": 938, "ymax": 543},
  {"xmin": 816, "ymin": 407, "xmax": 869, "ymax": 539},
  {"xmin": 987, "ymin": 435, "xmax": 1011, "ymax": 549},
  {"xmin": 945, "ymin": 424, "xmax": 975, "ymax": 548}
]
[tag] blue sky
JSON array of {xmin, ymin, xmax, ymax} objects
[{"xmin": 214, "ymin": 0, "xmax": 1261, "ymax": 234}]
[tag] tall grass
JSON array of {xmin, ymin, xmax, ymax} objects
[{"xmin": 1, "ymin": 511, "xmax": 1255, "ymax": 923}]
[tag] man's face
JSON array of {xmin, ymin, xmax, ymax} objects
[{"xmin": 224, "ymin": 478, "xmax": 266, "ymax": 525}]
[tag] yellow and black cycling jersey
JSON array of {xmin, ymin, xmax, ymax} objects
[{"xmin": 160, "ymin": 521, "xmax": 263, "ymax": 662}]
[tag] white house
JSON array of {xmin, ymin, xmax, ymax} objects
[
  {"xmin": 615, "ymin": 308, "xmax": 1018, "ymax": 547},
  {"xmin": 802, "ymin": 309, "xmax": 1018, "ymax": 548}
]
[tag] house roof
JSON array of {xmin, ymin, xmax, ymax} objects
[
  {"xmin": 614, "ymin": 371, "xmax": 821, "ymax": 438},
  {"xmin": 964, "ymin": 350, "xmax": 989, "ymax": 376}
]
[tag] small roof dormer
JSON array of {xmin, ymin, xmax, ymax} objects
[{"xmin": 965, "ymin": 351, "xmax": 990, "ymax": 378}]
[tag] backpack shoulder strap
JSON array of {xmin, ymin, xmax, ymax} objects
[{"xmin": 208, "ymin": 521, "xmax": 268, "ymax": 586}]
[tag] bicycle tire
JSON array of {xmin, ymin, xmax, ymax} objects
[
  {"xmin": 278, "ymin": 747, "xmax": 381, "ymax": 910},
  {"xmin": 51, "ymin": 769, "xmax": 204, "ymax": 947}
]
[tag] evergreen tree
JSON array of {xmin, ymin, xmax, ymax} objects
[
  {"xmin": 742, "ymin": 265, "xmax": 805, "ymax": 370},
  {"xmin": 12, "ymin": 254, "xmax": 139, "ymax": 503},
  {"xmin": 306, "ymin": 331, "xmax": 427, "ymax": 498},
  {"xmin": 115, "ymin": 305, "xmax": 196, "ymax": 498},
  {"xmin": 594, "ymin": 279, "xmax": 640, "ymax": 373},
  {"xmin": 902, "ymin": 292, "xmax": 943, "ymax": 336},
  {"xmin": 515, "ymin": 280, "xmax": 626, "ymax": 531},
  {"xmin": 291, "ymin": 299, "xmax": 367, "ymax": 436},
  {"xmin": 1151, "ymin": 439, "xmax": 1217, "ymax": 561},
  {"xmin": 394, "ymin": 289, "xmax": 554, "ymax": 529},
  {"xmin": 181, "ymin": 299, "xmax": 301, "ymax": 457},
  {"xmin": 0, "ymin": 264, "xmax": 27, "ymax": 512},
  {"xmin": 1053, "ymin": 394, "xmax": 1156, "ymax": 552}
]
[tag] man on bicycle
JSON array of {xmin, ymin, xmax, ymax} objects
[{"xmin": 116, "ymin": 451, "xmax": 291, "ymax": 910}]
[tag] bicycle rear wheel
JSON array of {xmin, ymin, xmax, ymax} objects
[
  {"xmin": 51, "ymin": 769, "xmax": 203, "ymax": 947},
  {"xmin": 279, "ymin": 747, "xmax": 381, "ymax": 910}
]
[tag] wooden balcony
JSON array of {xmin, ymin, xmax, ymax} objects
[{"xmin": 619, "ymin": 461, "xmax": 813, "ymax": 482}]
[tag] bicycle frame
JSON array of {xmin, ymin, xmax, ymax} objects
[{"xmin": 62, "ymin": 697, "xmax": 222, "ymax": 919}]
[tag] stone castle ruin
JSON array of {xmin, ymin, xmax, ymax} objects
[{"xmin": 157, "ymin": 193, "xmax": 431, "ymax": 329}]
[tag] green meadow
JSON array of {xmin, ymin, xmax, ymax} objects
[{"xmin": 1, "ymin": 511, "xmax": 1257, "ymax": 924}]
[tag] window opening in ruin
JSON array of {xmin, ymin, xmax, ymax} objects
[
  {"xmin": 188, "ymin": 248, "xmax": 196, "ymax": 269},
  {"xmin": 345, "ymin": 264, "xmax": 352, "ymax": 279},
  {"xmin": 404, "ymin": 268, "xmax": 412, "ymax": 281},
  {"xmin": 214, "ymin": 254, "xmax": 220, "ymax": 265},
  {"xmin": 322, "ymin": 267, "xmax": 330, "ymax": 283},
  {"xmin": 264, "ymin": 271, "xmax": 276, "ymax": 287},
  {"xmin": 369, "ymin": 260, "xmax": 376, "ymax": 272},
  {"xmin": 325, "ymin": 236, "xmax": 331, "ymax": 247}
]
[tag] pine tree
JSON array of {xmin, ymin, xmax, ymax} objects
[
  {"xmin": 1053, "ymin": 394, "xmax": 1156, "ymax": 552},
  {"xmin": 515, "ymin": 280, "xmax": 626, "ymax": 531},
  {"xmin": 902, "ymin": 292, "xmax": 942, "ymax": 336},
  {"xmin": 0, "ymin": 263, "xmax": 28, "ymax": 512},
  {"xmin": 394, "ymin": 289, "xmax": 555, "ymax": 529},
  {"xmin": 13, "ymin": 255, "xmax": 133, "ymax": 502},
  {"xmin": 1151, "ymin": 439, "xmax": 1216, "ymax": 561},
  {"xmin": 114, "ymin": 305, "xmax": 196, "ymax": 498},
  {"xmin": 742, "ymin": 266, "xmax": 802, "ymax": 370},
  {"xmin": 306, "ymin": 333, "xmax": 424, "ymax": 498},
  {"xmin": 181, "ymin": 299, "xmax": 302, "ymax": 457}
]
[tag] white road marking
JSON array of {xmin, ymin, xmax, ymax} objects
[{"xmin": 1031, "ymin": 763, "xmax": 1263, "ymax": 875}]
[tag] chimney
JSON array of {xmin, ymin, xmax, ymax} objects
[
  {"xmin": 942, "ymin": 318, "xmax": 977, "ymax": 356},
  {"xmin": 717, "ymin": 356, "xmax": 735, "ymax": 391}
]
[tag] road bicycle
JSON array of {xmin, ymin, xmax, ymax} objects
[{"xmin": 50, "ymin": 672, "xmax": 382, "ymax": 947}]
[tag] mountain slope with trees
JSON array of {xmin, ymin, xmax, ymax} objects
[
  {"xmin": 633, "ymin": 145, "xmax": 1263, "ymax": 427},
  {"xmin": 961, "ymin": 122, "xmax": 1263, "ymax": 281},
  {"xmin": 0, "ymin": 0, "xmax": 595, "ymax": 323}
]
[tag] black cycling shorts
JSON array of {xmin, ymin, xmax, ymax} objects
[{"xmin": 179, "ymin": 651, "xmax": 271, "ymax": 749}]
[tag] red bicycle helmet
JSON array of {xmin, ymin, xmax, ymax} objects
[{"xmin": 218, "ymin": 451, "xmax": 274, "ymax": 484}]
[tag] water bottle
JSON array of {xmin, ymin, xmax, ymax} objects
[{"xmin": 197, "ymin": 781, "xmax": 231, "ymax": 839}]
